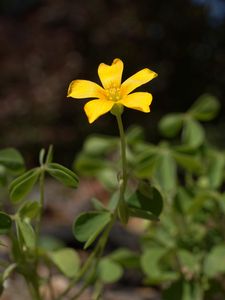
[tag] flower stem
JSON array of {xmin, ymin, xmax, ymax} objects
[
  {"xmin": 115, "ymin": 113, "xmax": 128, "ymax": 223},
  {"xmin": 57, "ymin": 113, "xmax": 128, "ymax": 300}
]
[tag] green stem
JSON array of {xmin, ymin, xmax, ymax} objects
[
  {"xmin": 115, "ymin": 113, "xmax": 128, "ymax": 223},
  {"xmin": 25, "ymin": 276, "xmax": 42, "ymax": 300},
  {"xmin": 31, "ymin": 170, "xmax": 45, "ymax": 299},
  {"xmin": 57, "ymin": 113, "xmax": 128, "ymax": 300}
]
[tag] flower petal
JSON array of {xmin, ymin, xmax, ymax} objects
[
  {"xmin": 84, "ymin": 99, "xmax": 114, "ymax": 123},
  {"xmin": 67, "ymin": 80, "xmax": 105, "ymax": 99},
  {"xmin": 119, "ymin": 92, "xmax": 153, "ymax": 112},
  {"xmin": 121, "ymin": 68, "xmax": 157, "ymax": 96},
  {"xmin": 98, "ymin": 58, "xmax": 124, "ymax": 89}
]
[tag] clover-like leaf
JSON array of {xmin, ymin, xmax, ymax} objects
[
  {"xmin": 16, "ymin": 218, "xmax": 36, "ymax": 249},
  {"xmin": 126, "ymin": 182, "xmax": 163, "ymax": 221},
  {"xmin": 159, "ymin": 113, "xmax": 183, "ymax": 138},
  {"xmin": 19, "ymin": 201, "xmax": 40, "ymax": 220},
  {"xmin": 0, "ymin": 148, "xmax": 24, "ymax": 174},
  {"xmin": 98, "ymin": 257, "xmax": 123, "ymax": 283},
  {"xmin": 73, "ymin": 211, "xmax": 111, "ymax": 249},
  {"xmin": 9, "ymin": 168, "xmax": 41, "ymax": 203},
  {"xmin": 204, "ymin": 244, "xmax": 225, "ymax": 278},
  {"xmin": 182, "ymin": 119, "xmax": 205, "ymax": 148},
  {"xmin": 189, "ymin": 94, "xmax": 220, "ymax": 121},
  {"xmin": 46, "ymin": 163, "xmax": 78, "ymax": 188},
  {"xmin": 50, "ymin": 248, "xmax": 80, "ymax": 278}
]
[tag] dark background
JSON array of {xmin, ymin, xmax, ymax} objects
[{"xmin": 0, "ymin": 0, "xmax": 224, "ymax": 166}]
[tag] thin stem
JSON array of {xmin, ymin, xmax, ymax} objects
[
  {"xmin": 57, "ymin": 113, "xmax": 128, "ymax": 300},
  {"xmin": 116, "ymin": 114, "xmax": 128, "ymax": 223},
  {"xmin": 32, "ymin": 170, "xmax": 45, "ymax": 299},
  {"xmin": 35, "ymin": 169, "xmax": 45, "ymax": 244},
  {"xmin": 25, "ymin": 277, "xmax": 42, "ymax": 300},
  {"xmin": 116, "ymin": 114, "xmax": 127, "ymax": 187}
]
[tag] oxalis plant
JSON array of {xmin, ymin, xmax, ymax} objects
[
  {"xmin": 74, "ymin": 92, "xmax": 225, "ymax": 300},
  {"xmin": 0, "ymin": 58, "xmax": 163, "ymax": 299}
]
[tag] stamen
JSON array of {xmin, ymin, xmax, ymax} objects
[{"xmin": 106, "ymin": 86, "xmax": 121, "ymax": 102}]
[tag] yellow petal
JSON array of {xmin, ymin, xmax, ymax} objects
[
  {"xmin": 67, "ymin": 80, "xmax": 105, "ymax": 99},
  {"xmin": 84, "ymin": 99, "xmax": 114, "ymax": 123},
  {"xmin": 119, "ymin": 92, "xmax": 153, "ymax": 112},
  {"xmin": 98, "ymin": 58, "xmax": 124, "ymax": 89},
  {"xmin": 121, "ymin": 68, "xmax": 157, "ymax": 96}
]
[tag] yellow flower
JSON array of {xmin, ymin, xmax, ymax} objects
[{"xmin": 67, "ymin": 58, "xmax": 158, "ymax": 123}]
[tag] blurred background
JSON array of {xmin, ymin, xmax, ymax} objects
[{"xmin": 0, "ymin": 0, "xmax": 225, "ymax": 166}]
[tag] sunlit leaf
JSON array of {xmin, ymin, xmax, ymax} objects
[
  {"xmin": 98, "ymin": 258, "xmax": 123, "ymax": 283},
  {"xmin": 204, "ymin": 244, "xmax": 225, "ymax": 278},
  {"xmin": 50, "ymin": 248, "xmax": 80, "ymax": 278}
]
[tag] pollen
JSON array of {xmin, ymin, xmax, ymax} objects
[{"xmin": 106, "ymin": 86, "xmax": 121, "ymax": 102}]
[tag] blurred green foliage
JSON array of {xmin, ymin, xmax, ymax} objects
[{"xmin": 74, "ymin": 93, "xmax": 225, "ymax": 299}]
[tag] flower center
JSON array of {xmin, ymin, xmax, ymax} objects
[{"xmin": 106, "ymin": 86, "xmax": 121, "ymax": 102}]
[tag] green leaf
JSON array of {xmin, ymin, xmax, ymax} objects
[
  {"xmin": 16, "ymin": 218, "xmax": 36, "ymax": 249},
  {"xmin": 83, "ymin": 135, "xmax": 118, "ymax": 156},
  {"xmin": 159, "ymin": 113, "xmax": 183, "ymax": 138},
  {"xmin": 19, "ymin": 201, "xmax": 40, "ymax": 219},
  {"xmin": 38, "ymin": 235, "xmax": 64, "ymax": 251},
  {"xmin": 174, "ymin": 187, "xmax": 193, "ymax": 213},
  {"xmin": 39, "ymin": 148, "xmax": 46, "ymax": 166},
  {"xmin": 189, "ymin": 94, "xmax": 220, "ymax": 121},
  {"xmin": 109, "ymin": 248, "xmax": 140, "ymax": 268},
  {"xmin": 162, "ymin": 280, "xmax": 194, "ymax": 300},
  {"xmin": 126, "ymin": 183, "xmax": 163, "ymax": 221},
  {"xmin": 154, "ymin": 152, "xmax": 177, "ymax": 192},
  {"xmin": 172, "ymin": 152, "xmax": 201, "ymax": 173},
  {"xmin": 141, "ymin": 247, "xmax": 178, "ymax": 283},
  {"xmin": 134, "ymin": 153, "xmax": 159, "ymax": 178},
  {"xmin": 50, "ymin": 248, "xmax": 80, "ymax": 278},
  {"xmin": 46, "ymin": 163, "xmax": 78, "ymax": 188},
  {"xmin": 91, "ymin": 198, "xmax": 107, "ymax": 211},
  {"xmin": 46, "ymin": 145, "xmax": 53, "ymax": 164},
  {"xmin": 0, "ymin": 165, "xmax": 6, "ymax": 186},
  {"xmin": 204, "ymin": 244, "xmax": 225, "ymax": 278},
  {"xmin": 207, "ymin": 150, "xmax": 225, "ymax": 188},
  {"xmin": 177, "ymin": 249, "xmax": 200, "ymax": 275},
  {"xmin": 2, "ymin": 263, "xmax": 17, "ymax": 281},
  {"xmin": 182, "ymin": 119, "xmax": 205, "ymax": 148},
  {"xmin": 74, "ymin": 154, "xmax": 107, "ymax": 176},
  {"xmin": 128, "ymin": 207, "xmax": 158, "ymax": 221},
  {"xmin": 0, "ymin": 148, "xmax": 24, "ymax": 174},
  {"xmin": 0, "ymin": 212, "xmax": 12, "ymax": 233},
  {"xmin": 126, "ymin": 125, "xmax": 145, "ymax": 144},
  {"xmin": 97, "ymin": 168, "xmax": 118, "ymax": 190},
  {"xmin": 9, "ymin": 168, "xmax": 41, "ymax": 203},
  {"xmin": 98, "ymin": 258, "xmax": 123, "ymax": 283},
  {"xmin": 73, "ymin": 211, "xmax": 111, "ymax": 249}
]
